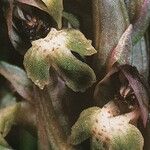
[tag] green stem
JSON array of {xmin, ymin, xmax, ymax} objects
[{"xmin": 34, "ymin": 86, "xmax": 75, "ymax": 150}]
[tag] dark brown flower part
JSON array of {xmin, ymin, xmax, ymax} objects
[{"xmin": 118, "ymin": 64, "xmax": 149, "ymax": 126}]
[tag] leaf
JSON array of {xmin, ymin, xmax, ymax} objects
[
  {"xmin": 119, "ymin": 65, "xmax": 149, "ymax": 126},
  {"xmin": 131, "ymin": 0, "xmax": 150, "ymax": 44},
  {"xmin": 24, "ymin": 28, "xmax": 96, "ymax": 92},
  {"xmin": 0, "ymin": 61, "xmax": 33, "ymax": 101},
  {"xmin": 125, "ymin": 0, "xmax": 144, "ymax": 22},
  {"xmin": 41, "ymin": 0, "xmax": 63, "ymax": 28},
  {"xmin": 71, "ymin": 101, "xmax": 144, "ymax": 149},
  {"xmin": 92, "ymin": 0, "xmax": 129, "ymax": 71},
  {"xmin": 107, "ymin": 24, "xmax": 133, "ymax": 70},
  {"xmin": 129, "ymin": 36, "xmax": 149, "ymax": 80}
]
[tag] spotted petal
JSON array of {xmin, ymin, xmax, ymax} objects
[
  {"xmin": 70, "ymin": 107, "xmax": 100, "ymax": 145},
  {"xmin": 71, "ymin": 101, "xmax": 144, "ymax": 150}
]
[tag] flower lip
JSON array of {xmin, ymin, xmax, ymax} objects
[{"xmin": 94, "ymin": 63, "xmax": 149, "ymax": 126}]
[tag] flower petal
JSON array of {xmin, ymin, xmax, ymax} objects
[
  {"xmin": 70, "ymin": 107, "xmax": 100, "ymax": 145},
  {"xmin": 16, "ymin": 0, "xmax": 48, "ymax": 12},
  {"xmin": 41, "ymin": 0, "xmax": 63, "ymax": 28},
  {"xmin": 109, "ymin": 124, "xmax": 144, "ymax": 150},
  {"xmin": 24, "ymin": 43, "xmax": 51, "ymax": 89},
  {"xmin": 71, "ymin": 101, "xmax": 144, "ymax": 149},
  {"xmin": 52, "ymin": 48, "xmax": 96, "ymax": 92},
  {"xmin": 24, "ymin": 28, "xmax": 96, "ymax": 91},
  {"xmin": 64, "ymin": 29, "xmax": 96, "ymax": 56},
  {"xmin": 119, "ymin": 65, "xmax": 149, "ymax": 126}
]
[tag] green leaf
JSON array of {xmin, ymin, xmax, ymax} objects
[
  {"xmin": 71, "ymin": 101, "xmax": 144, "ymax": 149},
  {"xmin": 24, "ymin": 28, "xmax": 96, "ymax": 91},
  {"xmin": 41, "ymin": 0, "xmax": 63, "ymax": 28},
  {"xmin": 0, "ymin": 61, "xmax": 33, "ymax": 101}
]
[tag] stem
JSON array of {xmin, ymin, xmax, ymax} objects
[
  {"xmin": 16, "ymin": 101, "xmax": 36, "ymax": 135},
  {"xmin": 34, "ymin": 86, "xmax": 75, "ymax": 150}
]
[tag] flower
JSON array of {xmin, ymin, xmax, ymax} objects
[
  {"xmin": 94, "ymin": 63, "xmax": 149, "ymax": 127},
  {"xmin": 24, "ymin": 28, "xmax": 97, "ymax": 92},
  {"xmin": 70, "ymin": 101, "xmax": 144, "ymax": 150}
]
